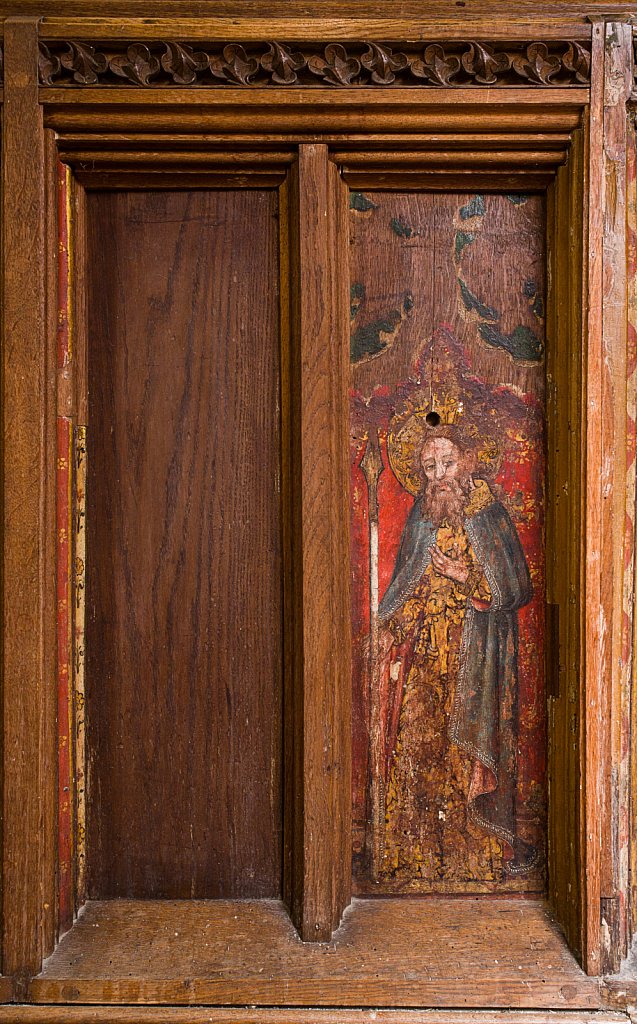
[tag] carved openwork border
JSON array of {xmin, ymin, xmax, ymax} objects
[{"xmin": 38, "ymin": 40, "xmax": 591, "ymax": 88}]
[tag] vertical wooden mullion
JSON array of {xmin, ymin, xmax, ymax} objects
[
  {"xmin": 629, "ymin": 111, "xmax": 637, "ymax": 954},
  {"xmin": 585, "ymin": 19, "xmax": 633, "ymax": 975},
  {"xmin": 285, "ymin": 144, "xmax": 351, "ymax": 941},
  {"xmin": 42, "ymin": 129, "xmax": 60, "ymax": 961},
  {"xmin": 547, "ymin": 142, "xmax": 581, "ymax": 961},
  {"xmin": 601, "ymin": 19, "xmax": 633, "ymax": 973},
  {"xmin": 1, "ymin": 16, "xmax": 51, "ymax": 982},
  {"xmin": 56, "ymin": 160, "xmax": 74, "ymax": 939},
  {"xmin": 328, "ymin": 151, "xmax": 352, "ymax": 930},
  {"xmin": 570, "ymin": 129, "xmax": 586, "ymax": 968},
  {"xmin": 624, "ymin": 108, "xmax": 637, "ymax": 961},
  {"xmin": 583, "ymin": 20, "xmax": 607, "ymax": 976}
]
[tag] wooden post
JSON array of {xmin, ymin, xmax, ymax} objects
[
  {"xmin": 2, "ymin": 16, "xmax": 56, "ymax": 984},
  {"xmin": 546, "ymin": 125, "xmax": 586, "ymax": 965},
  {"xmin": 283, "ymin": 144, "xmax": 352, "ymax": 941},
  {"xmin": 585, "ymin": 18, "xmax": 633, "ymax": 975}
]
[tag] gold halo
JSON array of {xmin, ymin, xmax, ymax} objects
[
  {"xmin": 386, "ymin": 409, "xmax": 501, "ymax": 497},
  {"xmin": 387, "ymin": 409, "xmax": 431, "ymax": 496}
]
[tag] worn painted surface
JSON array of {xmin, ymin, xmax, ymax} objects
[{"xmin": 350, "ymin": 192, "xmax": 546, "ymax": 894}]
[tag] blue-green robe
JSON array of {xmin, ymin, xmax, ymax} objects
[{"xmin": 378, "ymin": 486, "xmax": 532, "ymax": 855}]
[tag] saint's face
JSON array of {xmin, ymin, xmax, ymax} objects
[{"xmin": 420, "ymin": 438, "xmax": 461, "ymax": 493}]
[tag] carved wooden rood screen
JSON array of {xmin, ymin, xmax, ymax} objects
[{"xmin": 2, "ymin": 4, "xmax": 637, "ymax": 1024}]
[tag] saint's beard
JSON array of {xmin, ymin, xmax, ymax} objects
[{"xmin": 422, "ymin": 474, "xmax": 471, "ymax": 528}]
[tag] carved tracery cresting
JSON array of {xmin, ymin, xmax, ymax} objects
[{"xmin": 37, "ymin": 39, "xmax": 592, "ymax": 88}]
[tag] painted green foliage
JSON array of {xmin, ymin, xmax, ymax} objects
[
  {"xmin": 348, "ymin": 190, "xmax": 544, "ymax": 367},
  {"xmin": 390, "ymin": 217, "xmax": 419, "ymax": 239},
  {"xmin": 350, "ymin": 192, "xmax": 378, "ymax": 212},
  {"xmin": 479, "ymin": 323, "xmax": 544, "ymax": 361},
  {"xmin": 351, "ymin": 282, "xmax": 366, "ymax": 319},
  {"xmin": 455, "ymin": 231, "xmax": 476, "ymax": 259},
  {"xmin": 458, "ymin": 279, "xmax": 500, "ymax": 321},
  {"xmin": 459, "ymin": 194, "xmax": 486, "ymax": 220},
  {"xmin": 455, "ymin": 194, "xmax": 544, "ymax": 363},
  {"xmin": 351, "ymin": 293, "xmax": 414, "ymax": 363}
]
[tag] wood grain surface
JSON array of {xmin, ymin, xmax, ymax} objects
[
  {"xmin": 545, "ymin": 129, "xmax": 586, "ymax": 967},
  {"xmin": 0, "ymin": 1009, "xmax": 626, "ymax": 1024},
  {"xmin": 596, "ymin": 22, "xmax": 633, "ymax": 977},
  {"xmin": 1, "ymin": 16, "xmax": 56, "ymax": 982},
  {"xmin": 3, "ymin": 0, "xmax": 629, "ymax": 39},
  {"xmin": 283, "ymin": 146, "xmax": 352, "ymax": 940},
  {"xmin": 29, "ymin": 897, "xmax": 600, "ymax": 1008},
  {"xmin": 0, "ymin": 979, "xmax": 13, "ymax": 1006},
  {"xmin": 581, "ymin": 20, "xmax": 634, "ymax": 976},
  {"xmin": 84, "ymin": 189, "xmax": 282, "ymax": 899},
  {"xmin": 42, "ymin": 88, "xmax": 587, "ymax": 143}
]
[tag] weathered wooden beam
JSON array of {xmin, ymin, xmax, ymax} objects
[
  {"xmin": 1, "ymin": 16, "xmax": 56, "ymax": 985},
  {"xmin": 585, "ymin": 18, "xmax": 633, "ymax": 976},
  {"xmin": 283, "ymin": 144, "xmax": 352, "ymax": 941}
]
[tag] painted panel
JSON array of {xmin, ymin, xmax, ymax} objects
[{"xmin": 350, "ymin": 192, "xmax": 546, "ymax": 894}]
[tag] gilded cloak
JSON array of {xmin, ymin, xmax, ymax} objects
[{"xmin": 378, "ymin": 480, "xmax": 532, "ymax": 855}]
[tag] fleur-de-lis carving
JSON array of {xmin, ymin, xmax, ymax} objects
[
  {"xmin": 160, "ymin": 42, "xmax": 209, "ymax": 85},
  {"xmin": 461, "ymin": 42, "xmax": 511, "ymax": 84},
  {"xmin": 35, "ymin": 36, "xmax": 592, "ymax": 90},
  {"xmin": 110, "ymin": 43, "xmax": 161, "ymax": 86},
  {"xmin": 411, "ymin": 44, "xmax": 461, "ymax": 86},
  {"xmin": 260, "ymin": 41, "xmax": 305, "ymax": 84},
  {"xmin": 512, "ymin": 42, "xmax": 561, "ymax": 85},
  {"xmin": 38, "ymin": 42, "xmax": 62, "ymax": 85},
  {"xmin": 360, "ymin": 42, "xmax": 408, "ymax": 85},
  {"xmin": 209, "ymin": 44, "xmax": 260, "ymax": 84},
  {"xmin": 562, "ymin": 40, "xmax": 591, "ymax": 83},
  {"xmin": 60, "ymin": 41, "xmax": 108, "ymax": 85},
  {"xmin": 308, "ymin": 43, "xmax": 360, "ymax": 86}
]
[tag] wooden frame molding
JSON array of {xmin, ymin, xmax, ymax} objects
[
  {"xmin": 1, "ymin": 15, "xmax": 56, "ymax": 988},
  {"xmin": 2, "ymin": 4, "xmax": 637, "ymax": 1017}
]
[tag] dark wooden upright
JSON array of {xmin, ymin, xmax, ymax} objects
[
  {"xmin": 1, "ymin": 17, "xmax": 56, "ymax": 986},
  {"xmin": 285, "ymin": 145, "xmax": 352, "ymax": 940}
]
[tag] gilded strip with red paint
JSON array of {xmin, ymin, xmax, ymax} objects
[
  {"xmin": 627, "ymin": 124, "xmax": 637, "ymax": 939},
  {"xmin": 57, "ymin": 160, "xmax": 74, "ymax": 932},
  {"xmin": 57, "ymin": 161, "xmax": 71, "ymax": 369},
  {"xmin": 74, "ymin": 425, "xmax": 87, "ymax": 902},
  {"xmin": 57, "ymin": 417, "xmax": 74, "ymax": 933}
]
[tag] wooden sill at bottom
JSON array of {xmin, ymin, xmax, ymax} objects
[
  {"xmin": 27, "ymin": 897, "xmax": 600, "ymax": 1010},
  {"xmin": 0, "ymin": 1011, "xmax": 627, "ymax": 1024}
]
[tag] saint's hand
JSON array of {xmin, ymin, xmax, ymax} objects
[{"xmin": 429, "ymin": 544, "xmax": 469, "ymax": 585}]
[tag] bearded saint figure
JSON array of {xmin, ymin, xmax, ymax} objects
[{"xmin": 376, "ymin": 423, "xmax": 536, "ymax": 885}]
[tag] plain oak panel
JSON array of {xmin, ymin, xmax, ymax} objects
[{"xmin": 84, "ymin": 189, "xmax": 282, "ymax": 899}]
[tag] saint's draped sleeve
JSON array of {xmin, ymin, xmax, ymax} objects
[
  {"xmin": 464, "ymin": 499, "xmax": 532, "ymax": 612},
  {"xmin": 378, "ymin": 498, "xmax": 437, "ymax": 624}
]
